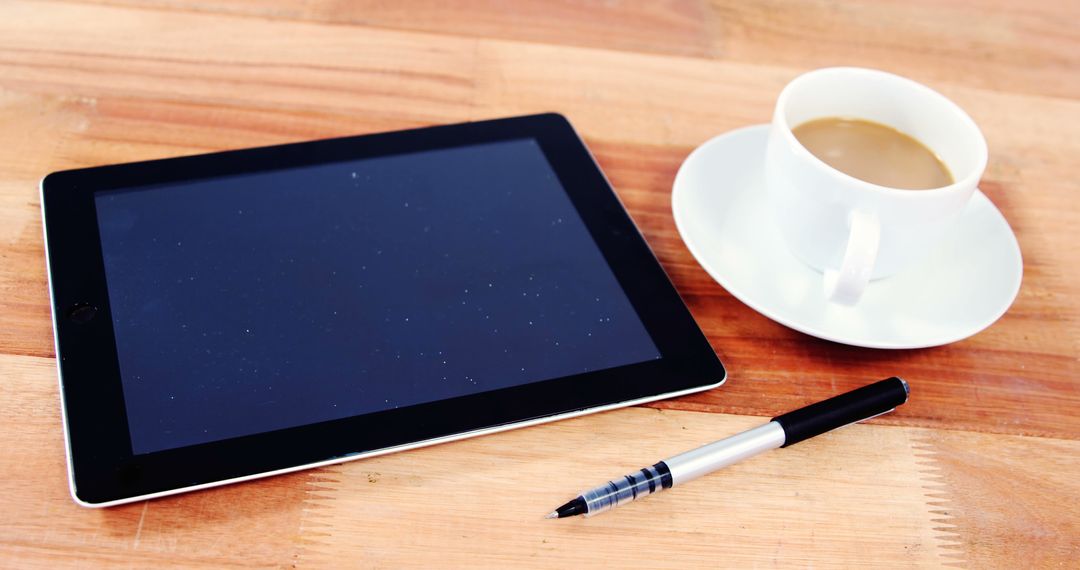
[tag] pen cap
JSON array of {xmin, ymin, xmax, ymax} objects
[{"xmin": 772, "ymin": 377, "xmax": 909, "ymax": 447}]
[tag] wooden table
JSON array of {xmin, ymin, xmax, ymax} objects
[{"xmin": 1, "ymin": 1, "xmax": 1077, "ymax": 567}]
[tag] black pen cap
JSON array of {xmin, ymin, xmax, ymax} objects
[{"xmin": 772, "ymin": 377, "xmax": 909, "ymax": 447}]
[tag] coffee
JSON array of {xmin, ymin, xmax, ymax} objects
[{"xmin": 792, "ymin": 117, "xmax": 953, "ymax": 190}]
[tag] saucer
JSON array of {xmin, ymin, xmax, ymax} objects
[{"xmin": 671, "ymin": 125, "xmax": 1022, "ymax": 349}]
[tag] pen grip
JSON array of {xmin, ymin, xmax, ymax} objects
[{"xmin": 772, "ymin": 377, "xmax": 909, "ymax": 447}]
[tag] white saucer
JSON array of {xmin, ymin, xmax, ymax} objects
[{"xmin": 671, "ymin": 125, "xmax": 1022, "ymax": 349}]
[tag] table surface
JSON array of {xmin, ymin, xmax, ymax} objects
[{"xmin": 1, "ymin": 1, "xmax": 1077, "ymax": 568}]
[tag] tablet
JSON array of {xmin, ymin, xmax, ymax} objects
[{"xmin": 41, "ymin": 113, "xmax": 725, "ymax": 506}]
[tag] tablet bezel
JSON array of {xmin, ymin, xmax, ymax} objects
[{"xmin": 41, "ymin": 113, "xmax": 725, "ymax": 506}]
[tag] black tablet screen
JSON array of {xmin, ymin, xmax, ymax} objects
[{"xmin": 95, "ymin": 139, "xmax": 660, "ymax": 454}]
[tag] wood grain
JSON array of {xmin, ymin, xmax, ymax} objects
[
  {"xmin": 298, "ymin": 408, "xmax": 952, "ymax": 569},
  {"xmin": 82, "ymin": 0, "xmax": 1080, "ymax": 99},
  {"xmin": 84, "ymin": 0, "xmax": 718, "ymax": 58},
  {"xmin": 916, "ymin": 430, "xmax": 1080, "ymax": 568},
  {"xmin": 0, "ymin": 0, "xmax": 1078, "ymax": 567}
]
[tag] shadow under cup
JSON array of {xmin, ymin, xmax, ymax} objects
[{"xmin": 765, "ymin": 67, "xmax": 988, "ymax": 284}]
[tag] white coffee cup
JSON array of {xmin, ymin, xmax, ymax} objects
[{"xmin": 764, "ymin": 67, "xmax": 988, "ymax": 305}]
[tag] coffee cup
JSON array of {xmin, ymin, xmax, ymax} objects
[{"xmin": 764, "ymin": 67, "xmax": 988, "ymax": 305}]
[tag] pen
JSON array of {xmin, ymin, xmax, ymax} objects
[{"xmin": 546, "ymin": 377, "xmax": 909, "ymax": 519}]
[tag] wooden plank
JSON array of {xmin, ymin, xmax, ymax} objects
[
  {"xmin": 297, "ymin": 409, "xmax": 952, "ymax": 569},
  {"xmin": 1, "ymin": 353, "xmax": 1076, "ymax": 568},
  {"xmin": 706, "ymin": 0, "xmax": 1080, "ymax": 100},
  {"xmin": 920, "ymin": 429, "xmax": 1080, "ymax": 568},
  {"xmin": 73, "ymin": 0, "xmax": 1080, "ymax": 99},
  {"xmin": 76, "ymin": 0, "xmax": 717, "ymax": 58}
]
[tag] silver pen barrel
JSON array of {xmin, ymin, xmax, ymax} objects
[{"xmin": 665, "ymin": 421, "xmax": 785, "ymax": 485}]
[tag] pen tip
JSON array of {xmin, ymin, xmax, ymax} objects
[{"xmin": 544, "ymin": 511, "xmax": 558, "ymax": 519}]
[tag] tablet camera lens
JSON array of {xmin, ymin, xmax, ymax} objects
[{"xmin": 66, "ymin": 303, "xmax": 98, "ymax": 324}]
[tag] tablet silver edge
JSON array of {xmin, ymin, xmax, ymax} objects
[{"xmin": 40, "ymin": 164, "xmax": 727, "ymax": 509}]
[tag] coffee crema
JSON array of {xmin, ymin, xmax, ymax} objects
[{"xmin": 791, "ymin": 117, "xmax": 954, "ymax": 190}]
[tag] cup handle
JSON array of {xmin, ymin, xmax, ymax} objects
[{"xmin": 823, "ymin": 210, "xmax": 880, "ymax": 305}]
